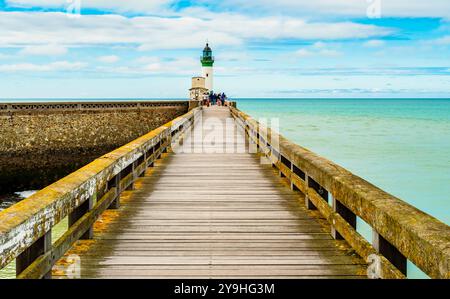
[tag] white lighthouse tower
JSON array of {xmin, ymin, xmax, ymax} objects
[{"xmin": 201, "ymin": 43, "xmax": 214, "ymax": 92}]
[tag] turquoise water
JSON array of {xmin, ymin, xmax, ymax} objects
[
  {"xmin": 237, "ymin": 98, "xmax": 450, "ymax": 278},
  {"xmin": 238, "ymin": 98, "xmax": 450, "ymax": 224}
]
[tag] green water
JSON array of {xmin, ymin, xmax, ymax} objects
[
  {"xmin": 237, "ymin": 98, "xmax": 450, "ymax": 278},
  {"xmin": 0, "ymin": 217, "xmax": 68, "ymax": 279},
  {"xmin": 237, "ymin": 98, "xmax": 450, "ymax": 224}
]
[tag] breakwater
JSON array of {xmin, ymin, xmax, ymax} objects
[{"xmin": 0, "ymin": 101, "xmax": 189, "ymax": 192}]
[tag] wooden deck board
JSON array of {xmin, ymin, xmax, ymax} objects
[{"xmin": 54, "ymin": 106, "xmax": 367, "ymax": 279}]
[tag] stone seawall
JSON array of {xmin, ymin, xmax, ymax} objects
[{"xmin": 0, "ymin": 101, "xmax": 189, "ymax": 192}]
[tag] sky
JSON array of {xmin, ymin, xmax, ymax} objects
[{"xmin": 0, "ymin": 0, "xmax": 449, "ymax": 99}]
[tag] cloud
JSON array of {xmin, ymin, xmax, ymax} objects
[
  {"xmin": 143, "ymin": 57, "xmax": 198, "ymax": 75},
  {"xmin": 273, "ymin": 87, "xmax": 439, "ymax": 95},
  {"xmin": 311, "ymin": 41, "xmax": 326, "ymax": 49},
  {"xmin": 7, "ymin": 0, "xmax": 450, "ymax": 18},
  {"xmin": 135, "ymin": 56, "xmax": 161, "ymax": 64},
  {"xmin": 433, "ymin": 36, "xmax": 450, "ymax": 45},
  {"xmin": 271, "ymin": 66, "xmax": 450, "ymax": 76},
  {"xmin": 364, "ymin": 40, "xmax": 385, "ymax": 47},
  {"xmin": 216, "ymin": 52, "xmax": 250, "ymax": 62},
  {"xmin": 0, "ymin": 53, "xmax": 13, "ymax": 59},
  {"xmin": 19, "ymin": 44, "xmax": 68, "ymax": 56},
  {"xmin": 296, "ymin": 49, "xmax": 313, "ymax": 57},
  {"xmin": 319, "ymin": 49, "xmax": 341, "ymax": 57},
  {"xmin": 144, "ymin": 63, "xmax": 163, "ymax": 72},
  {"xmin": 0, "ymin": 61, "xmax": 87, "ymax": 72},
  {"xmin": 93, "ymin": 57, "xmax": 199, "ymax": 77},
  {"xmin": 296, "ymin": 42, "xmax": 342, "ymax": 57},
  {"xmin": 98, "ymin": 55, "xmax": 120, "ymax": 63},
  {"xmin": 6, "ymin": 0, "xmax": 171, "ymax": 13},
  {"xmin": 0, "ymin": 12, "xmax": 393, "ymax": 50},
  {"xmin": 208, "ymin": 0, "xmax": 450, "ymax": 18}
]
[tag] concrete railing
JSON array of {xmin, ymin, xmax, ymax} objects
[
  {"xmin": 0, "ymin": 106, "xmax": 201, "ymax": 279},
  {"xmin": 0, "ymin": 100, "xmax": 191, "ymax": 193},
  {"xmin": 230, "ymin": 106, "xmax": 450, "ymax": 279},
  {"xmin": 0, "ymin": 100, "xmax": 188, "ymax": 113}
]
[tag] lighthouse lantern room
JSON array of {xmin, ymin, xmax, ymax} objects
[{"xmin": 200, "ymin": 43, "xmax": 214, "ymax": 92}]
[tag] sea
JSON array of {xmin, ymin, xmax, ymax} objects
[{"xmin": 1, "ymin": 98, "xmax": 449, "ymax": 279}]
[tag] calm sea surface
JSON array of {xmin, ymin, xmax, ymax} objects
[
  {"xmin": 237, "ymin": 98, "xmax": 450, "ymax": 279},
  {"xmin": 237, "ymin": 99, "xmax": 450, "ymax": 225},
  {"xmin": 1, "ymin": 98, "xmax": 449, "ymax": 279}
]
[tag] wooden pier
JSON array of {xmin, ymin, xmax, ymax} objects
[
  {"xmin": 54, "ymin": 107, "xmax": 365, "ymax": 278},
  {"xmin": 1, "ymin": 102, "xmax": 449, "ymax": 279}
]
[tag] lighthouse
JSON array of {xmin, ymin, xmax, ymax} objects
[{"xmin": 201, "ymin": 43, "xmax": 214, "ymax": 92}]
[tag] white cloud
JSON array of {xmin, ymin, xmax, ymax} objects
[
  {"xmin": 296, "ymin": 49, "xmax": 313, "ymax": 57},
  {"xmin": 215, "ymin": 51, "xmax": 253, "ymax": 62},
  {"xmin": 143, "ymin": 57, "xmax": 198, "ymax": 75},
  {"xmin": 19, "ymin": 44, "xmax": 68, "ymax": 56},
  {"xmin": 6, "ymin": 0, "xmax": 171, "ymax": 13},
  {"xmin": 96, "ymin": 57, "xmax": 199, "ymax": 76},
  {"xmin": 0, "ymin": 12, "xmax": 392, "ymax": 50},
  {"xmin": 0, "ymin": 61, "xmax": 87, "ymax": 72},
  {"xmin": 135, "ymin": 56, "xmax": 160, "ymax": 64},
  {"xmin": 98, "ymin": 55, "xmax": 120, "ymax": 63},
  {"xmin": 144, "ymin": 63, "xmax": 163, "ymax": 72},
  {"xmin": 0, "ymin": 53, "xmax": 13, "ymax": 59},
  {"xmin": 364, "ymin": 40, "xmax": 385, "ymax": 47},
  {"xmin": 296, "ymin": 42, "xmax": 342, "ymax": 57},
  {"xmin": 216, "ymin": 0, "xmax": 450, "ymax": 18},
  {"xmin": 311, "ymin": 41, "xmax": 327, "ymax": 49},
  {"xmin": 7, "ymin": 0, "xmax": 450, "ymax": 18},
  {"xmin": 319, "ymin": 49, "xmax": 341, "ymax": 57},
  {"xmin": 433, "ymin": 36, "xmax": 450, "ymax": 45}
]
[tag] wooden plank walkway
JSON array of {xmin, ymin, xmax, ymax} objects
[{"xmin": 55, "ymin": 106, "xmax": 367, "ymax": 278}]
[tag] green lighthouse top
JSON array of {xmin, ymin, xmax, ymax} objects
[{"xmin": 201, "ymin": 43, "xmax": 214, "ymax": 67}]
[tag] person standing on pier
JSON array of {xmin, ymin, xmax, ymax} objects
[
  {"xmin": 211, "ymin": 92, "xmax": 216, "ymax": 105},
  {"xmin": 203, "ymin": 92, "xmax": 209, "ymax": 106},
  {"xmin": 217, "ymin": 93, "xmax": 222, "ymax": 106}
]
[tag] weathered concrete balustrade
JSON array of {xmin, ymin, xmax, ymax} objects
[
  {"xmin": 230, "ymin": 106, "xmax": 450, "ymax": 279},
  {"xmin": 0, "ymin": 100, "xmax": 190, "ymax": 192},
  {"xmin": 0, "ymin": 106, "xmax": 200, "ymax": 279}
]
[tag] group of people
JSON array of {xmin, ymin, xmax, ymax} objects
[{"xmin": 203, "ymin": 91, "xmax": 228, "ymax": 107}]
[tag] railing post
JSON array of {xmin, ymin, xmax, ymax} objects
[
  {"xmin": 126, "ymin": 162, "xmax": 136, "ymax": 191},
  {"xmin": 16, "ymin": 230, "xmax": 52, "ymax": 279},
  {"xmin": 304, "ymin": 176, "xmax": 316, "ymax": 210},
  {"xmin": 139, "ymin": 154, "xmax": 146, "ymax": 177},
  {"xmin": 161, "ymin": 136, "xmax": 168, "ymax": 154},
  {"xmin": 256, "ymin": 132, "xmax": 260, "ymax": 151},
  {"xmin": 147, "ymin": 147, "xmax": 155, "ymax": 168},
  {"xmin": 290, "ymin": 163, "xmax": 300, "ymax": 191},
  {"xmin": 157, "ymin": 140, "xmax": 163, "ymax": 158},
  {"xmin": 69, "ymin": 195, "xmax": 94, "ymax": 239},
  {"xmin": 108, "ymin": 173, "xmax": 121, "ymax": 209},
  {"xmin": 373, "ymin": 230, "xmax": 407, "ymax": 275},
  {"xmin": 331, "ymin": 197, "xmax": 356, "ymax": 240},
  {"xmin": 306, "ymin": 176, "xmax": 328, "ymax": 208},
  {"xmin": 249, "ymin": 128, "xmax": 257, "ymax": 154}
]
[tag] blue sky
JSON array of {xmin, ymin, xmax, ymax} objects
[{"xmin": 0, "ymin": 0, "xmax": 449, "ymax": 98}]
